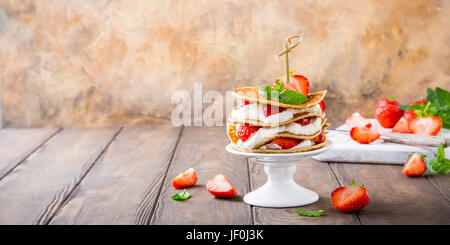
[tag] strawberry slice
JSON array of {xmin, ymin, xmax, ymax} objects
[
  {"xmin": 295, "ymin": 118, "xmax": 311, "ymax": 126},
  {"xmin": 392, "ymin": 117, "xmax": 411, "ymax": 133},
  {"xmin": 237, "ymin": 124, "xmax": 260, "ymax": 142},
  {"xmin": 331, "ymin": 180, "xmax": 370, "ymax": 212},
  {"xmin": 312, "ymin": 131, "xmax": 325, "ymax": 144},
  {"xmin": 281, "ymin": 75, "xmax": 310, "ymax": 96},
  {"xmin": 409, "ymin": 116, "xmax": 442, "ymax": 136},
  {"xmin": 262, "ymin": 104, "xmax": 286, "ymax": 117},
  {"xmin": 345, "ymin": 112, "xmax": 372, "ymax": 129},
  {"xmin": 270, "ymin": 137, "xmax": 300, "ymax": 149},
  {"xmin": 239, "ymin": 100, "xmax": 250, "ymax": 107},
  {"xmin": 350, "ymin": 126, "xmax": 380, "ymax": 144},
  {"xmin": 402, "ymin": 153, "xmax": 427, "ymax": 176},
  {"xmin": 206, "ymin": 174, "xmax": 237, "ymax": 198},
  {"xmin": 402, "ymin": 110, "xmax": 417, "ymax": 121},
  {"xmin": 319, "ymin": 100, "xmax": 326, "ymax": 113},
  {"xmin": 172, "ymin": 168, "xmax": 197, "ymax": 189}
]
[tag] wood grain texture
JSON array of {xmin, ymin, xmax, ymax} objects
[
  {"xmin": 426, "ymin": 175, "xmax": 450, "ymax": 201},
  {"xmin": 0, "ymin": 128, "xmax": 60, "ymax": 179},
  {"xmin": 252, "ymin": 158, "xmax": 360, "ymax": 225},
  {"xmin": 331, "ymin": 163, "xmax": 450, "ymax": 224},
  {"xmin": 0, "ymin": 127, "xmax": 120, "ymax": 225},
  {"xmin": 151, "ymin": 126, "xmax": 252, "ymax": 225},
  {"xmin": 49, "ymin": 124, "xmax": 182, "ymax": 225}
]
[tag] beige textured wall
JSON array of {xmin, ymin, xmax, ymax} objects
[{"xmin": 0, "ymin": 0, "xmax": 449, "ymax": 127}]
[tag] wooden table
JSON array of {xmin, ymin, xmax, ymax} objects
[{"xmin": 0, "ymin": 121, "xmax": 448, "ymax": 225}]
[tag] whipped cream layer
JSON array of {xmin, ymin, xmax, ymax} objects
[
  {"xmin": 231, "ymin": 103, "xmax": 322, "ymax": 125},
  {"xmin": 236, "ymin": 117, "xmax": 322, "ymax": 150}
]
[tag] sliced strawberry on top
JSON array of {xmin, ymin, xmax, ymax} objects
[
  {"xmin": 392, "ymin": 117, "xmax": 411, "ymax": 134},
  {"xmin": 237, "ymin": 124, "xmax": 260, "ymax": 142},
  {"xmin": 409, "ymin": 116, "xmax": 442, "ymax": 136},
  {"xmin": 402, "ymin": 153, "xmax": 427, "ymax": 176},
  {"xmin": 270, "ymin": 137, "xmax": 300, "ymax": 149},
  {"xmin": 206, "ymin": 174, "xmax": 237, "ymax": 198},
  {"xmin": 172, "ymin": 168, "xmax": 197, "ymax": 189},
  {"xmin": 345, "ymin": 112, "xmax": 372, "ymax": 129},
  {"xmin": 319, "ymin": 100, "xmax": 326, "ymax": 113},
  {"xmin": 281, "ymin": 75, "xmax": 310, "ymax": 96},
  {"xmin": 295, "ymin": 118, "xmax": 311, "ymax": 126},
  {"xmin": 350, "ymin": 126, "xmax": 380, "ymax": 144},
  {"xmin": 262, "ymin": 104, "xmax": 286, "ymax": 117},
  {"xmin": 331, "ymin": 180, "xmax": 370, "ymax": 212}
]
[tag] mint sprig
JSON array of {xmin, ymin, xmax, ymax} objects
[
  {"xmin": 427, "ymin": 143, "xmax": 450, "ymax": 174},
  {"xmin": 293, "ymin": 209, "xmax": 324, "ymax": 217},
  {"xmin": 172, "ymin": 189, "xmax": 191, "ymax": 201},
  {"xmin": 258, "ymin": 83, "xmax": 308, "ymax": 105}
]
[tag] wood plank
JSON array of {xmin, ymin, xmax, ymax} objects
[
  {"xmin": 151, "ymin": 126, "xmax": 252, "ymax": 225},
  {"xmin": 330, "ymin": 163, "xmax": 450, "ymax": 224},
  {"xmin": 0, "ymin": 128, "xmax": 60, "ymax": 179},
  {"xmin": 49, "ymin": 124, "xmax": 182, "ymax": 225},
  {"xmin": 0, "ymin": 127, "xmax": 120, "ymax": 225},
  {"xmin": 426, "ymin": 175, "xmax": 450, "ymax": 201},
  {"xmin": 252, "ymin": 158, "xmax": 360, "ymax": 225}
]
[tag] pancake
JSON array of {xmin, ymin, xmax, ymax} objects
[
  {"xmin": 231, "ymin": 136, "xmax": 328, "ymax": 153},
  {"xmin": 232, "ymin": 87, "xmax": 326, "ymax": 109},
  {"xmin": 227, "ymin": 121, "xmax": 329, "ymax": 149}
]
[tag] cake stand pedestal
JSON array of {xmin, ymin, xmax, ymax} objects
[{"xmin": 226, "ymin": 141, "xmax": 332, "ymax": 208}]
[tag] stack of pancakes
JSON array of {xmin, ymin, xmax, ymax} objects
[{"xmin": 227, "ymin": 86, "xmax": 329, "ymax": 153}]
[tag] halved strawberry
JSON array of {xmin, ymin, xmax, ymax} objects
[
  {"xmin": 172, "ymin": 168, "xmax": 197, "ymax": 189},
  {"xmin": 392, "ymin": 117, "xmax": 411, "ymax": 133},
  {"xmin": 206, "ymin": 174, "xmax": 237, "ymax": 198},
  {"xmin": 319, "ymin": 100, "xmax": 326, "ymax": 113},
  {"xmin": 409, "ymin": 116, "xmax": 442, "ymax": 136},
  {"xmin": 331, "ymin": 180, "xmax": 370, "ymax": 212},
  {"xmin": 239, "ymin": 100, "xmax": 250, "ymax": 107},
  {"xmin": 270, "ymin": 137, "xmax": 300, "ymax": 149},
  {"xmin": 312, "ymin": 131, "xmax": 325, "ymax": 144},
  {"xmin": 295, "ymin": 118, "xmax": 311, "ymax": 126},
  {"xmin": 262, "ymin": 104, "xmax": 286, "ymax": 117},
  {"xmin": 237, "ymin": 124, "xmax": 260, "ymax": 142},
  {"xmin": 345, "ymin": 112, "xmax": 372, "ymax": 129},
  {"xmin": 375, "ymin": 98, "xmax": 404, "ymax": 128},
  {"xmin": 281, "ymin": 75, "xmax": 310, "ymax": 96},
  {"xmin": 350, "ymin": 126, "xmax": 380, "ymax": 144},
  {"xmin": 402, "ymin": 153, "xmax": 427, "ymax": 176}
]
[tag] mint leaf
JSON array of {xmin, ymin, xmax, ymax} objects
[
  {"xmin": 427, "ymin": 143, "xmax": 450, "ymax": 174},
  {"xmin": 172, "ymin": 189, "xmax": 191, "ymax": 200},
  {"xmin": 279, "ymin": 89, "xmax": 308, "ymax": 104},
  {"xmin": 294, "ymin": 209, "xmax": 324, "ymax": 217},
  {"xmin": 259, "ymin": 85, "xmax": 275, "ymax": 100},
  {"xmin": 275, "ymin": 80, "xmax": 284, "ymax": 91},
  {"xmin": 427, "ymin": 88, "xmax": 437, "ymax": 104},
  {"xmin": 435, "ymin": 87, "xmax": 450, "ymax": 107}
]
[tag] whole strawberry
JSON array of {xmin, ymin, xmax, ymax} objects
[
  {"xmin": 331, "ymin": 180, "xmax": 370, "ymax": 212},
  {"xmin": 375, "ymin": 97, "xmax": 404, "ymax": 128}
]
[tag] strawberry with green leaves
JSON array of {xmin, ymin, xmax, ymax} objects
[
  {"xmin": 375, "ymin": 97, "xmax": 404, "ymax": 128},
  {"xmin": 400, "ymin": 102, "xmax": 443, "ymax": 136},
  {"xmin": 402, "ymin": 153, "xmax": 427, "ymax": 176}
]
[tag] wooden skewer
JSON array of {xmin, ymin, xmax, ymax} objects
[{"xmin": 278, "ymin": 35, "xmax": 301, "ymax": 84}]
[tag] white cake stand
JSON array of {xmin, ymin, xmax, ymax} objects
[{"xmin": 226, "ymin": 141, "xmax": 333, "ymax": 208}]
